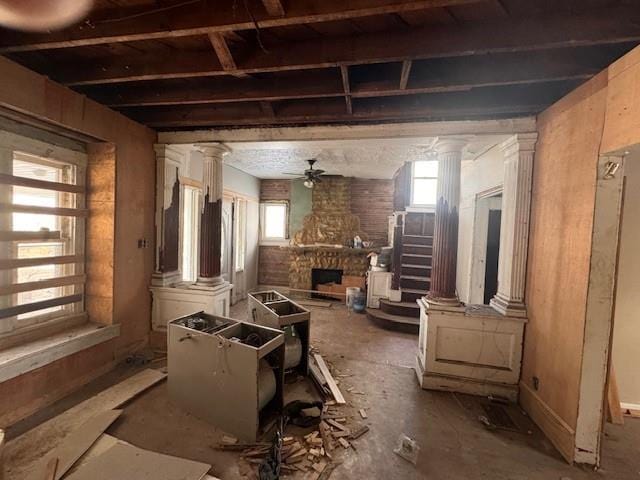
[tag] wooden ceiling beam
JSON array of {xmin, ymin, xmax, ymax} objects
[
  {"xmin": 55, "ymin": 7, "xmax": 640, "ymax": 86},
  {"xmin": 0, "ymin": 0, "xmax": 480, "ymax": 53},
  {"xmin": 262, "ymin": 0, "xmax": 286, "ymax": 16},
  {"xmin": 399, "ymin": 60, "xmax": 412, "ymax": 89},
  {"xmin": 340, "ymin": 65, "xmax": 353, "ymax": 114},
  {"xmin": 208, "ymin": 32, "xmax": 250, "ymax": 78},
  {"xmin": 76, "ymin": 47, "xmax": 611, "ymax": 107},
  {"xmin": 120, "ymin": 81, "xmax": 579, "ymax": 128},
  {"xmin": 208, "ymin": 32, "xmax": 238, "ymax": 70}
]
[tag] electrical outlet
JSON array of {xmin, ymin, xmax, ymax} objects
[{"xmin": 138, "ymin": 239, "xmax": 149, "ymax": 248}]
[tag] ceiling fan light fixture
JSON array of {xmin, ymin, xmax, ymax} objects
[{"xmin": 303, "ymin": 179, "xmax": 314, "ymax": 189}]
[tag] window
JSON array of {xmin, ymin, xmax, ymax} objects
[
  {"xmin": 234, "ymin": 199, "xmax": 247, "ymax": 272},
  {"xmin": 181, "ymin": 186, "xmax": 200, "ymax": 282},
  {"xmin": 260, "ymin": 202, "xmax": 288, "ymax": 243},
  {"xmin": 1, "ymin": 137, "xmax": 87, "ymax": 335},
  {"xmin": 411, "ymin": 160, "xmax": 438, "ymax": 207}
]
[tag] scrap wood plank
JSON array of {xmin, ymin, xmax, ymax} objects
[
  {"xmin": 0, "ymin": 429, "xmax": 4, "ymax": 480},
  {"xmin": 25, "ymin": 410, "xmax": 122, "ymax": 480},
  {"xmin": 6, "ymin": 369, "xmax": 166, "ymax": 480},
  {"xmin": 64, "ymin": 442, "xmax": 211, "ymax": 480},
  {"xmin": 313, "ymin": 354, "xmax": 345, "ymax": 404},
  {"xmin": 607, "ymin": 366, "xmax": 624, "ymax": 425}
]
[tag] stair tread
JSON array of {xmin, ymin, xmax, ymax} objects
[
  {"xmin": 379, "ymin": 299, "xmax": 420, "ymax": 309},
  {"xmin": 401, "ymin": 264, "xmax": 432, "ymax": 269},
  {"xmin": 403, "ymin": 234, "xmax": 433, "ymax": 238},
  {"xmin": 366, "ymin": 308, "xmax": 420, "ymax": 325},
  {"xmin": 403, "ymin": 244, "xmax": 431, "ymax": 248},
  {"xmin": 402, "ymin": 288, "xmax": 428, "ymax": 294},
  {"xmin": 400, "ymin": 275, "xmax": 430, "ymax": 281},
  {"xmin": 402, "ymin": 253, "xmax": 431, "ymax": 257}
]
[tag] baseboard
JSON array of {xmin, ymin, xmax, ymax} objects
[
  {"xmin": 620, "ymin": 402, "xmax": 640, "ymax": 411},
  {"xmin": 519, "ymin": 381, "xmax": 575, "ymax": 464}
]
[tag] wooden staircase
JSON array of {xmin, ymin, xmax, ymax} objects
[{"xmin": 366, "ymin": 212, "xmax": 434, "ymax": 333}]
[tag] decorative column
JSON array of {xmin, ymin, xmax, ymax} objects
[
  {"xmin": 195, "ymin": 143, "xmax": 230, "ymax": 286},
  {"xmin": 490, "ymin": 133, "xmax": 537, "ymax": 317},
  {"xmin": 151, "ymin": 144, "xmax": 185, "ymax": 287},
  {"xmin": 427, "ymin": 138, "xmax": 467, "ymax": 306}
]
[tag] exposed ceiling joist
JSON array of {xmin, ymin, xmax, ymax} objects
[
  {"xmin": 121, "ymin": 81, "xmax": 579, "ymax": 128},
  {"xmin": 400, "ymin": 60, "xmax": 412, "ymax": 89},
  {"xmin": 262, "ymin": 0, "xmax": 285, "ymax": 16},
  {"xmin": 80, "ymin": 47, "xmax": 612, "ymax": 108},
  {"xmin": 340, "ymin": 65, "xmax": 353, "ymax": 114},
  {"xmin": 208, "ymin": 32, "xmax": 237, "ymax": 70},
  {"xmin": 55, "ymin": 7, "xmax": 640, "ymax": 86},
  {"xmin": 0, "ymin": 0, "xmax": 480, "ymax": 52}
]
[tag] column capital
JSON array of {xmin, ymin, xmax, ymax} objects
[
  {"xmin": 499, "ymin": 133, "xmax": 538, "ymax": 158},
  {"xmin": 194, "ymin": 142, "xmax": 231, "ymax": 158},
  {"xmin": 154, "ymin": 144, "xmax": 186, "ymax": 164},
  {"xmin": 432, "ymin": 136, "xmax": 470, "ymax": 155}
]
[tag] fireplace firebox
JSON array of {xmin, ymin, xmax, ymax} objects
[{"xmin": 312, "ymin": 268, "xmax": 343, "ymax": 298}]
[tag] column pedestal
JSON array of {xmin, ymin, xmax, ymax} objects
[{"xmin": 415, "ymin": 299, "xmax": 525, "ymax": 401}]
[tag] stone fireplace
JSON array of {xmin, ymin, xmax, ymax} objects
[{"xmin": 288, "ymin": 176, "xmax": 375, "ymax": 290}]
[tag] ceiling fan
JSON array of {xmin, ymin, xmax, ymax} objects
[{"xmin": 282, "ymin": 159, "xmax": 326, "ymax": 188}]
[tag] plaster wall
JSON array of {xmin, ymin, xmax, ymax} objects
[{"xmin": 457, "ymin": 146, "xmax": 504, "ymax": 304}]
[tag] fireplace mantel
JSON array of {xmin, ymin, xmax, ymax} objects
[{"xmin": 288, "ymin": 245, "xmax": 373, "ymax": 290}]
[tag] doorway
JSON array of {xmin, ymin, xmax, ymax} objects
[
  {"xmin": 484, "ymin": 208, "xmax": 501, "ymax": 304},
  {"xmin": 469, "ymin": 192, "xmax": 502, "ymax": 305}
]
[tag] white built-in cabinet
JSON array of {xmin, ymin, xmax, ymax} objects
[{"xmin": 366, "ymin": 271, "xmax": 392, "ymax": 308}]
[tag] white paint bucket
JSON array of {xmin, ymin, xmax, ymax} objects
[{"xmin": 346, "ymin": 287, "xmax": 361, "ymax": 308}]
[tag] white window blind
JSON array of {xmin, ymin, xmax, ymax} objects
[{"xmin": 0, "ymin": 132, "xmax": 87, "ymax": 335}]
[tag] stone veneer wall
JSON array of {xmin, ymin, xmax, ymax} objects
[
  {"xmin": 293, "ymin": 176, "xmax": 366, "ymax": 246},
  {"xmin": 258, "ymin": 177, "xmax": 393, "ymax": 287}
]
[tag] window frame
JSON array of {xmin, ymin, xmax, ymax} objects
[
  {"xmin": 409, "ymin": 159, "xmax": 439, "ymax": 210},
  {"xmin": 259, "ymin": 201, "xmax": 289, "ymax": 245},
  {"xmin": 234, "ymin": 198, "xmax": 247, "ymax": 273},
  {"xmin": 0, "ymin": 131, "xmax": 87, "ymax": 337}
]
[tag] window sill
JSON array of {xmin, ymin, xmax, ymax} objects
[
  {"xmin": 0, "ymin": 322, "xmax": 120, "ymax": 383},
  {"xmin": 260, "ymin": 239, "xmax": 290, "ymax": 247},
  {"xmin": 406, "ymin": 206, "xmax": 436, "ymax": 213}
]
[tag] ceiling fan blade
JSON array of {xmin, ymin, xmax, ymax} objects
[
  {"xmin": 311, "ymin": 169, "xmax": 325, "ymax": 175},
  {"xmin": 281, "ymin": 172, "xmax": 302, "ymax": 176}
]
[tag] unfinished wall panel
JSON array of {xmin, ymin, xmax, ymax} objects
[
  {"xmin": 522, "ymin": 73, "xmax": 608, "ymax": 462},
  {"xmin": 0, "ymin": 56, "xmax": 156, "ymax": 424}
]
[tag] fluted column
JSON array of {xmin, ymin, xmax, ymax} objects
[
  {"xmin": 195, "ymin": 143, "xmax": 230, "ymax": 285},
  {"xmin": 427, "ymin": 138, "xmax": 467, "ymax": 306},
  {"xmin": 151, "ymin": 144, "xmax": 185, "ymax": 287},
  {"xmin": 490, "ymin": 133, "xmax": 537, "ymax": 316}
]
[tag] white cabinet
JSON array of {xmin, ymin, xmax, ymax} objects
[{"xmin": 366, "ymin": 271, "xmax": 392, "ymax": 308}]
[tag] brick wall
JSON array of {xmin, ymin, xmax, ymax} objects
[
  {"xmin": 258, "ymin": 246, "xmax": 291, "ymax": 286},
  {"xmin": 351, "ymin": 178, "xmax": 394, "ymax": 246},
  {"xmin": 258, "ymin": 179, "xmax": 291, "ymax": 286},
  {"xmin": 260, "ymin": 179, "xmax": 291, "ymax": 201}
]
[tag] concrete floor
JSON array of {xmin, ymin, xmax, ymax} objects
[{"xmin": 13, "ymin": 299, "xmax": 640, "ymax": 479}]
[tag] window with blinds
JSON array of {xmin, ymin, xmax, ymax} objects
[{"xmin": 0, "ymin": 131, "xmax": 87, "ymax": 335}]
